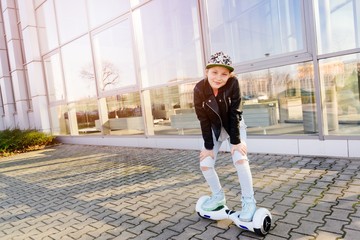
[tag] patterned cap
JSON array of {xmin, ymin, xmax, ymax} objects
[{"xmin": 206, "ymin": 51, "xmax": 234, "ymax": 72}]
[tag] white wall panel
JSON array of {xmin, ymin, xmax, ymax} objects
[
  {"xmin": 348, "ymin": 140, "xmax": 360, "ymax": 158},
  {"xmin": 26, "ymin": 62, "xmax": 46, "ymax": 95},
  {"xmin": 247, "ymin": 138, "xmax": 299, "ymax": 155},
  {"xmin": 6, "ymin": 40, "xmax": 23, "ymax": 70},
  {"xmin": 298, "ymin": 139, "xmax": 348, "ymax": 157},
  {"xmin": 21, "ymin": 27, "xmax": 41, "ymax": 63},
  {"xmin": 10, "ymin": 71, "xmax": 27, "ymax": 100}
]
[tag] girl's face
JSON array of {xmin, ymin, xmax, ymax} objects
[{"xmin": 206, "ymin": 66, "xmax": 231, "ymax": 91}]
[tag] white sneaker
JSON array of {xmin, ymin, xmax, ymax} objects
[
  {"xmin": 239, "ymin": 196, "xmax": 256, "ymax": 222},
  {"xmin": 201, "ymin": 189, "xmax": 226, "ymax": 211}
]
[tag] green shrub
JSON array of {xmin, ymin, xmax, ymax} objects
[{"xmin": 0, "ymin": 129, "xmax": 56, "ymax": 156}]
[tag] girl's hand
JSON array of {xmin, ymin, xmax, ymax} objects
[
  {"xmin": 199, "ymin": 149, "xmax": 214, "ymax": 161},
  {"xmin": 231, "ymin": 142, "xmax": 247, "ymax": 156}
]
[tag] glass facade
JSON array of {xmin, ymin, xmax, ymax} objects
[
  {"xmin": 87, "ymin": 0, "xmax": 130, "ymax": 29},
  {"xmin": 319, "ymin": 54, "xmax": 360, "ymax": 135},
  {"xmin": 1, "ymin": 0, "xmax": 360, "ymax": 156},
  {"xmin": 315, "ymin": 0, "xmax": 360, "ymax": 54},
  {"xmin": 55, "ymin": 0, "xmax": 88, "ymax": 44},
  {"xmin": 237, "ymin": 62, "xmax": 317, "ymax": 135},
  {"xmin": 132, "ymin": 0, "xmax": 203, "ymax": 88},
  {"xmin": 206, "ymin": 0, "xmax": 305, "ymax": 62},
  {"xmin": 37, "ymin": 0, "xmax": 58, "ymax": 54},
  {"xmin": 92, "ymin": 18, "xmax": 137, "ymax": 93},
  {"xmin": 44, "ymin": 53, "xmax": 65, "ymax": 103},
  {"xmin": 61, "ymin": 36, "xmax": 97, "ymax": 102},
  {"xmin": 36, "ymin": 0, "xmax": 360, "ymax": 137}
]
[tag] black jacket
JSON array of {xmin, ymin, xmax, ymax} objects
[{"xmin": 193, "ymin": 76, "xmax": 242, "ymax": 150}]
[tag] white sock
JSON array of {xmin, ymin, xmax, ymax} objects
[
  {"xmin": 202, "ymin": 168, "xmax": 222, "ymax": 195},
  {"xmin": 234, "ymin": 160, "xmax": 254, "ymax": 198}
]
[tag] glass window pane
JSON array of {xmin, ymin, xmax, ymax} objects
[
  {"xmin": 130, "ymin": 0, "xmax": 146, "ymax": 8},
  {"xmin": 87, "ymin": 0, "xmax": 130, "ymax": 29},
  {"xmin": 206, "ymin": 0, "xmax": 304, "ymax": 63},
  {"xmin": 315, "ymin": 0, "xmax": 360, "ymax": 54},
  {"xmin": 319, "ymin": 54, "xmax": 360, "ymax": 135},
  {"xmin": 55, "ymin": 0, "xmax": 88, "ymax": 44},
  {"xmin": 49, "ymin": 104, "xmax": 69, "ymax": 135},
  {"xmin": 101, "ymin": 92, "xmax": 144, "ymax": 135},
  {"xmin": 36, "ymin": 0, "xmax": 59, "ymax": 54},
  {"xmin": 73, "ymin": 99, "xmax": 100, "ymax": 134},
  {"xmin": 149, "ymin": 83, "xmax": 200, "ymax": 135},
  {"xmin": 92, "ymin": 19, "xmax": 136, "ymax": 93},
  {"xmin": 237, "ymin": 62, "xmax": 318, "ymax": 135},
  {"xmin": 61, "ymin": 35, "xmax": 97, "ymax": 102},
  {"xmin": 44, "ymin": 53, "xmax": 65, "ymax": 102},
  {"xmin": 133, "ymin": 0, "xmax": 203, "ymax": 87},
  {"xmin": 34, "ymin": 0, "xmax": 46, "ymax": 8}
]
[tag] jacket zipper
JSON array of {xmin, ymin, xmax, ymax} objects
[
  {"xmin": 223, "ymin": 93, "xmax": 229, "ymax": 112},
  {"xmin": 205, "ymin": 102, "xmax": 223, "ymax": 128}
]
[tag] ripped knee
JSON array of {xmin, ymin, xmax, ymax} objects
[
  {"xmin": 201, "ymin": 166, "xmax": 211, "ymax": 171},
  {"xmin": 200, "ymin": 156, "xmax": 215, "ymax": 171},
  {"xmin": 233, "ymin": 158, "xmax": 248, "ymax": 166}
]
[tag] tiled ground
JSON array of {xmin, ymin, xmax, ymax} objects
[{"xmin": 0, "ymin": 144, "xmax": 359, "ymax": 240}]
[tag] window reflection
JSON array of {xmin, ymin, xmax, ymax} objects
[
  {"xmin": 98, "ymin": 92, "xmax": 143, "ymax": 135},
  {"xmin": 315, "ymin": 0, "xmax": 360, "ymax": 54},
  {"xmin": 92, "ymin": 19, "xmax": 136, "ymax": 93},
  {"xmin": 238, "ymin": 62, "xmax": 317, "ymax": 135},
  {"xmin": 149, "ymin": 83, "xmax": 200, "ymax": 135},
  {"xmin": 132, "ymin": 0, "xmax": 203, "ymax": 87},
  {"xmin": 55, "ymin": 0, "xmax": 88, "ymax": 43},
  {"xmin": 44, "ymin": 53, "xmax": 65, "ymax": 102},
  {"xmin": 49, "ymin": 105, "xmax": 69, "ymax": 135},
  {"xmin": 36, "ymin": 0, "xmax": 58, "ymax": 54},
  {"xmin": 61, "ymin": 35, "xmax": 97, "ymax": 102},
  {"xmin": 72, "ymin": 99, "xmax": 100, "ymax": 134},
  {"xmin": 87, "ymin": 0, "xmax": 130, "ymax": 29},
  {"xmin": 319, "ymin": 54, "xmax": 360, "ymax": 135},
  {"xmin": 206, "ymin": 0, "xmax": 304, "ymax": 63}
]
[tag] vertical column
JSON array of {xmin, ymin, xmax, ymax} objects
[
  {"xmin": 0, "ymin": 4, "xmax": 16, "ymax": 129},
  {"xmin": 17, "ymin": 0, "xmax": 50, "ymax": 132},
  {"xmin": 98, "ymin": 97, "xmax": 110, "ymax": 134},
  {"xmin": 141, "ymin": 90, "xmax": 154, "ymax": 135},
  {"xmin": 67, "ymin": 102, "xmax": 79, "ymax": 135},
  {"xmin": 1, "ymin": 0, "xmax": 30, "ymax": 129}
]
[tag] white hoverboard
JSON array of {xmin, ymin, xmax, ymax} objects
[{"xmin": 196, "ymin": 196, "xmax": 272, "ymax": 236}]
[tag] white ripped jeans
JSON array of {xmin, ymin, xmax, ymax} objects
[{"xmin": 200, "ymin": 118, "xmax": 254, "ymax": 198}]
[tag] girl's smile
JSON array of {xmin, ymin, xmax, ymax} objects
[{"xmin": 206, "ymin": 66, "xmax": 231, "ymax": 93}]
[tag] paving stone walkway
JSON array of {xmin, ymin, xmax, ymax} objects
[{"xmin": 0, "ymin": 144, "xmax": 359, "ymax": 240}]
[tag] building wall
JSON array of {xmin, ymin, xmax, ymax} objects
[{"xmin": 0, "ymin": 0, "xmax": 360, "ymax": 157}]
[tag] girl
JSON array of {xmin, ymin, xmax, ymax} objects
[{"xmin": 193, "ymin": 51, "xmax": 256, "ymax": 222}]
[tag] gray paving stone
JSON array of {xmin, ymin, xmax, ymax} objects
[
  {"xmin": 344, "ymin": 216, "xmax": 360, "ymax": 230},
  {"xmin": 270, "ymin": 221, "xmax": 296, "ymax": 238},
  {"xmin": 302, "ymin": 210, "xmax": 328, "ymax": 223},
  {"xmin": 314, "ymin": 231, "xmax": 342, "ymax": 240},
  {"xmin": 343, "ymin": 228, "xmax": 360, "ymax": 240},
  {"xmin": 326, "ymin": 208, "xmax": 353, "ymax": 221},
  {"xmin": 193, "ymin": 225, "xmax": 226, "ymax": 240},
  {"xmin": 318, "ymin": 218, "xmax": 347, "ymax": 235},
  {"xmin": 148, "ymin": 229, "xmax": 179, "ymax": 240},
  {"xmin": 292, "ymin": 219, "xmax": 320, "ymax": 236}
]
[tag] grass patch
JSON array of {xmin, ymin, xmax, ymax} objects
[{"xmin": 0, "ymin": 129, "xmax": 57, "ymax": 157}]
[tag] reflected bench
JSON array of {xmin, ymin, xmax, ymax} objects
[
  {"xmin": 170, "ymin": 112, "xmax": 200, "ymax": 134},
  {"xmin": 95, "ymin": 116, "xmax": 144, "ymax": 131}
]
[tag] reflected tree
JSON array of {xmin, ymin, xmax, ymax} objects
[{"xmin": 80, "ymin": 61, "xmax": 120, "ymax": 91}]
